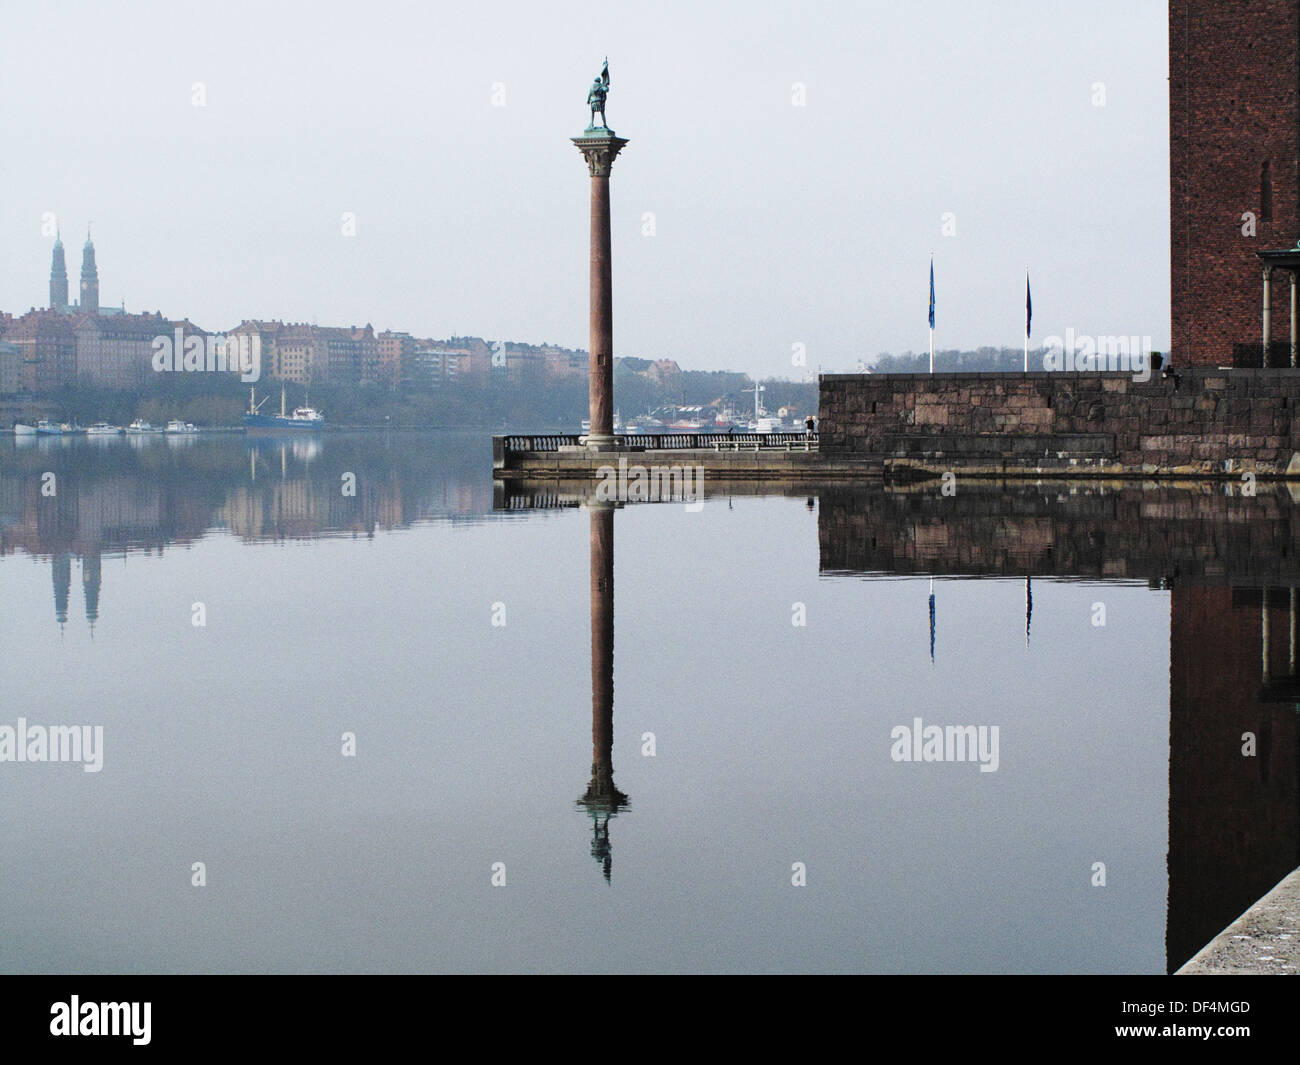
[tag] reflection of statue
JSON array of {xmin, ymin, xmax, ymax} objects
[
  {"xmin": 587, "ymin": 58, "xmax": 610, "ymax": 129},
  {"xmin": 577, "ymin": 504, "xmax": 628, "ymax": 883}
]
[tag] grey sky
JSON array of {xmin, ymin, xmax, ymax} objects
[{"xmin": 0, "ymin": 0, "xmax": 1168, "ymax": 376}]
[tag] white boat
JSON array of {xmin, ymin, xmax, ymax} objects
[
  {"xmin": 742, "ymin": 382, "xmax": 782, "ymax": 432},
  {"xmin": 125, "ymin": 419, "xmax": 162, "ymax": 434},
  {"xmin": 85, "ymin": 422, "xmax": 122, "ymax": 436},
  {"xmin": 164, "ymin": 420, "xmax": 198, "ymax": 434},
  {"xmin": 13, "ymin": 423, "xmax": 36, "ymax": 436},
  {"xmin": 36, "ymin": 419, "xmax": 64, "ymax": 436}
]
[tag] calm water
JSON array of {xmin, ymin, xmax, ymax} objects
[{"xmin": 1, "ymin": 432, "xmax": 1295, "ymax": 973}]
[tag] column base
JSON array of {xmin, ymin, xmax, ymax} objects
[{"xmin": 585, "ymin": 434, "xmax": 619, "ymax": 451}]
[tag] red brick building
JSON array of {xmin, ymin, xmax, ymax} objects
[
  {"xmin": 2, "ymin": 310, "xmax": 75, "ymax": 392},
  {"xmin": 1170, "ymin": 0, "xmax": 1300, "ymax": 366}
]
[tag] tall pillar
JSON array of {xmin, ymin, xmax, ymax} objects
[
  {"xmin": 1262, "ymin": 266, "xmax": 1273, "ymax": 367},
  {"xmin": 573, "ymin": 131, "xmax": 628, "ymax": 449}
]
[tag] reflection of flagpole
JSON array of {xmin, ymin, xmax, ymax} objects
[
  {"xmin": 1025, "ymin": 576, "xmax": 1032, "ymax": 648},
  {"xmin": 929, "ymin": 255, "xmax": 936, "ymax": 374},
  {"xmin": 929, "ymin": 577, "xmax": 936, "ymax": 664}
]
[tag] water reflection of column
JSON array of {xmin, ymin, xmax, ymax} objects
[{"xmin": 578, "ymin": 502, "xmax": 628, "ymax": 882}]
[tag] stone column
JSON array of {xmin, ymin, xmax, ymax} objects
[
  {"xmin": 573, "ymin": 131, "xmax": 628, "ymax": 450},
  {"xmin": 1263, "ymin": 266, "xmax": 1273, "ymax": 368}
]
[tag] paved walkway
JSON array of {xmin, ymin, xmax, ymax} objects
[{"xmin": 1177, "ymin": 865, "xmax": 1300, "ymax": 974}]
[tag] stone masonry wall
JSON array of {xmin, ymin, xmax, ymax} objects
[{"xmin": 819, "ymin": 370, "xmax": 1300, "ymax": 476}]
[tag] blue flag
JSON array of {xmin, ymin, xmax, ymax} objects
[
  {"xmin": 928, "ymin": 259, "xmax": 935, "ymax": 331},
  {"xmin": 1025, "ymin": 271, "xmax": 1032, "ymax": 339}
]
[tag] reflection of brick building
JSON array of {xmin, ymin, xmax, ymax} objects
[
  {"xmin": 1170, "ymin": 1, "xmax": 1300, "ymax": 365},
  {"xmin": 1167, "ymin": 585, "xmax": 1300, "ymax": 971}
]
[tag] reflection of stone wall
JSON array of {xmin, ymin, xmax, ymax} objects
[
  {"xmin": 818, "ymin": 483, "xmax": 1300, "ymax": 584},
  {"xmin": 820, "ymin": 371, "xmax": 1300, "ymax": 475},
  {"xmin": 1167, "ymin": 586, "xmax": 1300, "ymax": 972}
]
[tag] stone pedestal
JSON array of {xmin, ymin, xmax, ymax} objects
[{"xmin": 573, "ymin": 129, "xmax": 628, "ymax": 450}]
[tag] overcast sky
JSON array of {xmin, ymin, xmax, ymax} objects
[{"xmin": 0, "ymin": 1, "xmax": 1168, "ymax": 376}]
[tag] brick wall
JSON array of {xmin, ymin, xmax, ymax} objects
[{"xmin": 1170, "ymin": 0, "xmax": 1300, "ymax": 366}]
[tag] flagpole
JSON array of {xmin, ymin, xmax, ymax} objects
[{"xmin": 1024, "ymin": 266, "xmax": 1030, "ymax": 372}]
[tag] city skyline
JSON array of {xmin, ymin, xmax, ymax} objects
[{"xmin": 0, "ymin": 1, "xmax": 1169, "ymax": 376}]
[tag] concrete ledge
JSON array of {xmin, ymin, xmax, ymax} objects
[
  {"xmin": 1177, "ymin": 865, "xmax": 1300, "ymax": 974},
  {"xmin": 494, "ymin": 447, "xmax": 884, "ymax": 481}
]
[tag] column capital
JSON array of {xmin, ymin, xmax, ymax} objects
[{"xmin": 572, "ymin": 131, "xmax": 629, "ymax": 177}]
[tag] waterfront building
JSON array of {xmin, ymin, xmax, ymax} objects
[
  {"xmin": 376, "ymin": 330, "xmax": 415, "ymax": 391},
  {"xmin": 3, "ymin": 310, "xmax": 75, "ymax": 392},
  {"xmin": 1170, "ymin": 0, "xmax": 1300, "ymax": 366},
  {"xmin": 73, "ymin": 311, "xmax": 174, "ymax": 390},
  {"xmin": 0, "ymin": 340, "xmax": 21, "ymax": 395}
]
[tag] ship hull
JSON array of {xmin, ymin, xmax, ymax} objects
[{"xmin": 243, "ymin": 415, "xmax": 324, "ymax": 431}]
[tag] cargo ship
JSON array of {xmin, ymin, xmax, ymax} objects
[{"xmin": 244, "ymin": 386, "xmax": 324, "ymax": 431}]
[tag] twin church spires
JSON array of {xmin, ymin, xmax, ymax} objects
[{"xmin": 48, "ymin": 227, "xmax": 98, "ymax": 315}]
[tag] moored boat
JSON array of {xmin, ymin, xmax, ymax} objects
[
  {"xmin": 35, "ymin": 419, "xmax": 64, "ymax": 436},
  {"xmin": 86, "ymin": 422, "xmax": 123, "ymax": 436},
  {"xmin": 13, "ymin": 423, "xmax": 37, "ymax": 436},
  {"xmin": 125, "ymin": 419, "xmax": 162, "ymax": 434},
  {"xmin": 243, "ymin": 386, "xmax": 324, "ymax": 431},
  {"xmin": 164, "ymin": 420, "xmax": 198, "ymax": 434}
]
